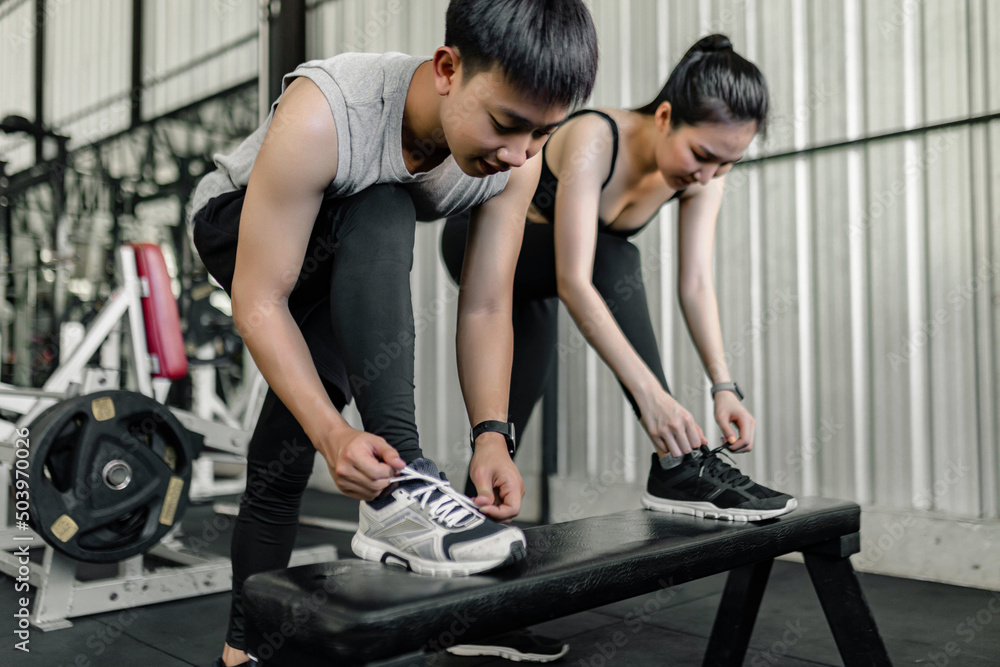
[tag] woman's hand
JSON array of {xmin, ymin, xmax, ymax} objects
[
  {"xmin": 714, "ymin": 391, "xmax": 755, "ymax": 452},
  {"xmin": 638, "ymin": 388, "xmax": 708, "ymax": 458}
]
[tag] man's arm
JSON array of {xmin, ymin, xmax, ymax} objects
[
  {"xmin": 455, "ymin": 155, "xmax": 542, "ymax": 520},
  {"xmin": 231, "ymin": 77, "xmax": 404, "ymax": 498}
]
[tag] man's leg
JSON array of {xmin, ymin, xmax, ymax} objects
[
  {"xmin": 327, "ymin": 185, "xmax": 421, "ymax": 462},
  {"xmin": 227, "ymin": 381, "xmax": 347, "ymax": 658}
]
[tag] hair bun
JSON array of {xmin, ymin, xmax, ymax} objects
[{"xmin": 696, "ymin": 34, "xmax": 733, "ymax": 53}]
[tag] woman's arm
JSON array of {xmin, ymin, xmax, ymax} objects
[
  {"xmin": 552, "ymin": 116, "xmax": 705, "ymax": 457},
  {"xmin": 676, "ymin": 176, "xmax": 755, "ymax": 451},
  {"xmin": 231, "ymin": 78, "xmax": 404, "ymax": 498}
]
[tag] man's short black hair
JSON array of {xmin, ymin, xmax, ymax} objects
[{"xmin": 445, "ymin": 0, "xmax": 598, "ymax": 108}]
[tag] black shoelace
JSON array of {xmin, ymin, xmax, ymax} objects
[{"xmin": 696, "ymin": 442, "xmax": 754, "ymax": 488}]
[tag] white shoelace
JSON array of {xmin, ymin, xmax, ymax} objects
[{"xmin": 395, "ymin": 466, "xmax": 483, "ymax": 528}]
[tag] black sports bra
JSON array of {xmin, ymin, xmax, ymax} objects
[{"xmin": 530, "ymin": 109, "xmax": 683, "ymax": 239}]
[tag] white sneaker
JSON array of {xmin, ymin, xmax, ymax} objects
[{"xmin": 352, "ymin": 458, "xmax": 526, "ymax": 577}]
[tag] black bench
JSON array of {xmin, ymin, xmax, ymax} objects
[{"xmin": 243, "ymin": 497, "xmax": 891, "ymax": 666}]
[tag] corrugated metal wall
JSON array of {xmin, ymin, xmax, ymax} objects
[
  {"xmin": 0, "ymin": 0, "xmax": 257, "ymax": 173},
  {"xmin": 0, "ymin": 0, "xmax": 40, "ymax": 169}
]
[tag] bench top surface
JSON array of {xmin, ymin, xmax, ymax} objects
[{"xmin": 244, "ymin": 497, "xmax": 859, "ymax": 661}]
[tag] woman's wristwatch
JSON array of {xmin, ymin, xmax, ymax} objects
[{"xmin": 710, "ymin": 382, "xmax": 743, "ymax": 402}]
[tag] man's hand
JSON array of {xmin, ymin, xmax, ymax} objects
[
  {"xmin": 714, "ymin": 392, "xmax": 755, "ymax": 453},
  {"xmin": 322, "ymin": 428, "xmax": 406, "ymax": 500},
  {"xmin": 468, "ymin": 436, "xmax": 524, "ymax": 522}
]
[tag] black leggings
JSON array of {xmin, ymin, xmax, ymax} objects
[
  {"xmin": 193, "ymin": 184, "xmax": 424, "ymax": 650},
  {"xmin": 440, "ymin": 213, "xmax": 671, "ymax": 487}
]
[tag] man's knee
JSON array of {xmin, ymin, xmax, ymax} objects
[{"xmin": 337, "ymin": 184, "xmax": 416, "ymax": 254}]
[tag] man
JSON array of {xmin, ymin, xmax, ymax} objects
[{"xmin": 189, "ymin": 1, "xmax": 598, "ymax": 664}]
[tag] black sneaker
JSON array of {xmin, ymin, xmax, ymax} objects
[
  {"xmin": 446, "ymin": 630, "xmax": 570, "ymax": 663},
  {"xmin": 641, "ymin": 444, "xmax": 796, "ymax": 521}
]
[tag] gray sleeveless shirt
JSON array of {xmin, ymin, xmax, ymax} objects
[{"xmin": 190, "ymin": 52, "xmax": 510, "ymax": 222}]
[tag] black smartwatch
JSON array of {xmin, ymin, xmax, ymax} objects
[
  {"xmin": 710, "ymin": 381, "xmax": 744, "ymax": 401},
  {"xmin": 470, "ymin": 420, "xmax": 516, "ymax": 458}
]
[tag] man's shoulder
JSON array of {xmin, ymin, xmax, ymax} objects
[{"xmin": 294, "ymin": 52, "xmax": 422, "ymax": 97}]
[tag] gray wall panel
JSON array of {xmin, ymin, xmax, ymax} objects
[
  {"xmin": 988, "ymin": 1, "xmax": 1000, "ymax": 110},
  {"xmin": 0, "ymin": 0, "xmax": 36, "ymax": 171},
  {"xmin": 968, "ymin": 120, "xmax": 996, "ymax": 519},
  {"xmin": 864, "ymin": 0, "xmax": 908, "ymax": 133},
  {"xmin": 142, "ymin": 0, "xmax": 256, "ymax": 118},
  {"xmin": 46, "ymin": 0, "xmax": 131, "ymax": 145},
  {"xmin": 808, "ymin": 0, "xmax": 849, "ymax": 145},
  {"xmin": 760, "ymin": 157, "xmax": 803, "ymax": 496},
  {"xmin": 756, "ymin": 0, "xmax": 796, "ymax": 153},
  {"xmin": 922, "ymin": 0, "xmax": 970, "ymax": 124},
  {"xmin": 867, "ymin": 140, "xmax": 916, "ymax": 510},
  {"xmin": 925, "ymin": 129, "xmax": 979, "ymax": 515},
  {"xmin": 990, "ymin": 121, "xmax": 1000, "ymax": 519},
  {"xmin": 812, "ymin": 151, "xmax": 856, "ymax": 501}
]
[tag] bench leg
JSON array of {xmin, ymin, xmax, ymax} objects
[
  {"xmin": 703, "ymin": 558, "xmax": 774, "ymax": 667},
  {"xmin": 803, "ymin": 551, "xmax": 891, "ymax": 667}
]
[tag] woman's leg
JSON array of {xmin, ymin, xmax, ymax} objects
[{"xmin": 590, "ymin": 233, "xmax": 671, "ymax": 417}]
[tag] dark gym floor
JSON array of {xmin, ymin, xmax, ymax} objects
[{"xmin": 4, "ymin": 489, "xmax": 999, "ymax": 666}]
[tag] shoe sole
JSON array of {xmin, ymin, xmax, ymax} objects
[
  {"xmin": 351, "ymin": 532, "xmax": 526, "ymax": 577},
  {"xmin": 641, "ymin": 494, "xmax": 798, "ymax": 522},
  {"xmin": 445, "ymin": 643, "xmax": 570, "ymax": 662}
]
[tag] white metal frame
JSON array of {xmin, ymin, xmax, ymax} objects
[{"xmin": 0, "ymin": 246, "xmax": 335, "ymax": 630}]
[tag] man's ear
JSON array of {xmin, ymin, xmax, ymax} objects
[
  {"xmin": 654, "ymin": 101, "xmax": 672, "ymax": 133},
  {"xmin": 432, "ymin": 46, "xmax": 461, "ymax": 96}
]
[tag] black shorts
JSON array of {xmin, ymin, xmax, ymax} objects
[{"xmin": 191, "ymin": 189, "xmax": 352, "ymax": 404}]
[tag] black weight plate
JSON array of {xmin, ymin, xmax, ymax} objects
[{"xmin": 26, "ymin": 390, "xmax": 196, "ymax": 563}]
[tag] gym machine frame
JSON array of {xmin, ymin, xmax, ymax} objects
[{"xmin": 0, "ymin": 244, "xmax": 335, "ymax": 630}]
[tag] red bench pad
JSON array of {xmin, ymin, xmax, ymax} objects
[{"xmin": 130, "ymin": 243, "xmax": 187, "ymax": 380}]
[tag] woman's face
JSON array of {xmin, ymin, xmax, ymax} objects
[{"xmin": 655, "ymin": 111, "xmax": 757, "ymax": 191}]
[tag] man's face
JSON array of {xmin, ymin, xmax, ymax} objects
[{"xmin": 439, "ymin": 63, "xmax": 568, "ymax": 177}]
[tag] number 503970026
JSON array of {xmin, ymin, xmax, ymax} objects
[{"xmin": 12, "ymin": 427, "xmax": 31, "ymax": 517}]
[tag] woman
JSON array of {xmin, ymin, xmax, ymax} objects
[{"xmin": 441, "ymin": 34, "xmax": 795, "ymax": 523}]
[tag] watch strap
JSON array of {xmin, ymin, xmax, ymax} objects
[
  {"xmin": 710, "ymin": 382, "xmax": 743, "ymax": 401},
  {"xmin": 470, "ymin": 420, "xmax": 516, "ymax": 457}
]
